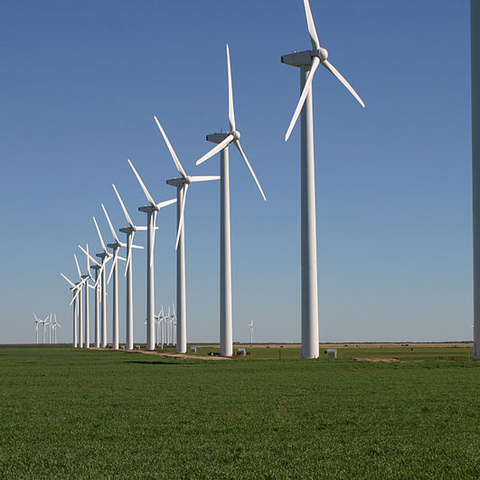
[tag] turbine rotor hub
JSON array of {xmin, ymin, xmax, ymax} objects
[
  {"xmin": 316, "ymin": 47, "xmax": 329, "ymax": 62},
  {"xmin": 232, "ymin": 130, "xmax": 241, "ymax": 140}
]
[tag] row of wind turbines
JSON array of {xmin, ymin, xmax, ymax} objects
[
  {"xmin": 59, "ymin": 0, "xmax": 365, "ymax": 358},
  {"xmin": 33, "ymin": 313, "xmax": 61, "ymax": 344}
]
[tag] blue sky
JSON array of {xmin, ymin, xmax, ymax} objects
[{"xmin": 0, "ymin": 0, "xmax": 473, "ymax": 344}]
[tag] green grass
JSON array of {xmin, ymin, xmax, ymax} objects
[{"xmin": 0, "ymin": 346, "xmax": 479, "ymax": 478}]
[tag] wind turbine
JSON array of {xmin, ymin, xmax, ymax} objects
[
  {"xmin": 78, "ymin": 244, "xmax": 96, "ymax": 348},
  {"xmin": 60, "ymin": 273, "xmax": 82, "ymax": 347},
  {"xmin": 166, "ymin": 305, "xmax": 171, "ymax": 346},
  {"xmin": 282, "ymin": 0, "xmax": 364, "ymax": 358},
  {"xmin": 73, "ymin": 254, "xmax": 86, "ymax": 348},
  {"xmin": 41, "ymin": 314, "xmax": 49, "ymax": 344},
  {"xmin": 154, "ymin": 116, "xmax": 219, "ymax": 354},
  {"xmin": 472, "ymin": 0, "xmax": 480, "ymax": 360},
  {"xmin": 112, "ymin": 184, "xmax": 146, "ymax": 351},
  {"xmin": 102, "ymin": 204, "xmax": 127, "ymax": 351},
  {"xmin": 46, "ymin": 314, "xmax": 52, "ymax": 344},
  {"xmin": 93, "ymin": 216, "xmax": 113, "ymax": 348},
  {"xmin": 33, "ymin": 313, "xmax": 43, "ymax": 344},
  {"xmin": 196, "ymin": 44, "xmax": 266, "ymax": 357},
  {"xmin": 52, "ymin": 314, "xmax": 61, "ymax": 344},
  {"xmin": 128, "ymin": 158, "xmax": 176, "ymax": 351},
  {"xmin": 248, "ymin": 319, "xmax": 254, "ymax": 346},
  {"xmin": 154, "ymin": 305, "xmax": 164, "ymax": 348},
  {"xmin": 79, "ymin": 244, "xmax": 104, "ymax": 349}
]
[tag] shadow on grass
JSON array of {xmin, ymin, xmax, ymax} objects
[{"xmin": 124, "ymin": 360, "xmax": 201, "ymax": 366}]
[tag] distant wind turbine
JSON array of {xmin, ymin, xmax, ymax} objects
[
  {"xmin": 128, "ymin": 159, "xmax": 176, "ymax": 351},
  {"xmin": 112, "ymin": 184, "xmax": 146, "ymax": 351}
]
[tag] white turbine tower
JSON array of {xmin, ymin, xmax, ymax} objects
[
  {"xmin": 93, "ymin": 217, "xmax": 113, "ymax": 348},
  {"xmin": 102, "ymin": 204, "xmax": 126, "ymax": 351},
  {"xmin": 154, "ymin": 116, "xmax": 219, "ymax": 354},
  {"xmin": 472, "ymin": 0, "xmax": 480, "ymax": 360},
  {"xmin": 196, "ymin": 44, "xmax": 266, "ymax": 357},
  {"xmin": 248, "ymin": 319, "xmax": 254, "ymax": 346},
  {"xmin": 128, "ymin": 158, "xmax": 176, "ymax": 351},
  {"xmin": 282, "ymin": 0, "xmax": 364, "ymax": 359},
  {"xmin": 112, "ymin": 184, "xmax": 146, "ymax": 351}
]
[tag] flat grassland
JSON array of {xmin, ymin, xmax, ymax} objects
[{"xmin": 0, "ymin": 345, "xmax": 479, "ymax": 478}]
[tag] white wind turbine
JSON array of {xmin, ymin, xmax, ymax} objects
[
  {"xmin": 163, "ymin": 305, "xmax": 170, "ymax": 347},
  {"xmin": 73, "ymin": 254, "xmax": 86, "ymax": 348},
  {"xmin": 33, "ymin": 313, "xmax": 43, "ymax": 344},
  {"xmin": 196, "ymin": 44, "xmax": 266, "ymax": 357},
  {"xmin": 168, "ymin": 303, "xmax": 176, "ymax": 346},
  {"xmin": 128, "ymin": 158, "xmax": 177, "ymax": 351},
  {"xmin": 248, "ymin": 319, "xmax": 254, "ymax": 346},
  {"xmin": 41, "ymin": 314, "xmax": 49, "ymax": 344},
  {"xmin": 154, "ymin": 116, "xmax": 219, "ymax": 354},
  {"xmin": 78, "ymin": 244, "xmax": 104, "ymax": 349},
  {"xmin": 52, "ymin": 314, "xmax": 61, "ymax": 344},
  {"xmin": 282, "ymin": 0, "xmax": 364, "ymax": 358},
  {"xmin": 112, "ymin": 184, "xmax": 146, "ymax": 351},
  {"xmin": 46, "ymin": 314, "xmax": 53, "ymax": 344},
  {"xmin": 93, "ymin": 216, "xmax": 113, "ymax": 348},
  {"xmin": 102, "ymin": 204, "xmax": 127, "ymax": 351},
  {"xmin": 60, "ymin": 272, "xmax": 82, "ymax": 347},
  {"xmin": 78, "ymin": 244, "xmax": 96, "ymax": 349},
  {"xmin": 155, "ymin": 305, "xmax": 163, "ymax": 348}
]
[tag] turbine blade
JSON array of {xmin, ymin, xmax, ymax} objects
[
  {"xmin": 233, "ymin": 140, "xmax": 267, "ymax": 202},
  {"xmin": 155, "ymin": 198, "xmax": 177, "ymax": 210},
  {"xmin": 153, "ymin": 116, "xmax": 187, "ymax": 178},
  {"xmin": 107, "ymin": 250, "xmax": 118, "ymax": 284},
  {"xmin": 112, "ymin": 184, "xmax": 134, "ymax": 228},
  {"xmin": 226, "ymin": 44, "xmax": 236, "ymax": 131},
  {"xmin": 175, "ymin": 183, "xmax": 189, "ymax": 250},
  {"xmin": 190, "ymin": 175, "xmax": 221, "ymax": 183},
  {"xmin": 78, "ymin": 245, "xmax": 101, "ymax": 267},
  {"xmin": 124, "ymin": 247, "xmax": 132, "ymax": 277},
  {"xmin": 61, "ymin": 273, "xmax": 75, "ymax": 288},
  {"xmin": 303, "ymin": 0, "xmax": 321, "ymax": 50},
  {"xmin": 124, "ymin": 231, "xmax": 133, "ymax": 277},
  {"xmin": 127, "ymin": 159, "xmax": 156, "ymax": 206},
  {"xmin": 93, "ymin": 216, "xmax": 108, "ymax": 253},
  {"xmin": 101, "ymin": 204, "xmax": 120, "ymax": 243},
  {"xmin": 86, "ymin": 244, "xmax": 91, "ymax": 271},
  {"xmin": 74, "ymin": 254, "xmax": 82, "ymax": 278},
  {"xmin": 322, "ymin": 59, "xmax": 365, "ymax": 108},
  {"xmin": 285, "ymin": 56, "xmax": 320, "ymax": 142},
  {"xmin": 196, "ymin": 134, "xmax": 234, "ymax": 166},
  {"xmin": 70, "ymin": 287, "xmax": 81, "ymax": 305}
]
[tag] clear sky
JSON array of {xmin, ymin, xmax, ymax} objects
[{"xmin": 0, "ymin": 0, "xmax": 472, "ymax": 344}]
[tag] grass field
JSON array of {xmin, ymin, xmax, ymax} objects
[{"xmin": 1, "ymin": 345, "xmax": 479, "ymax": 478}]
